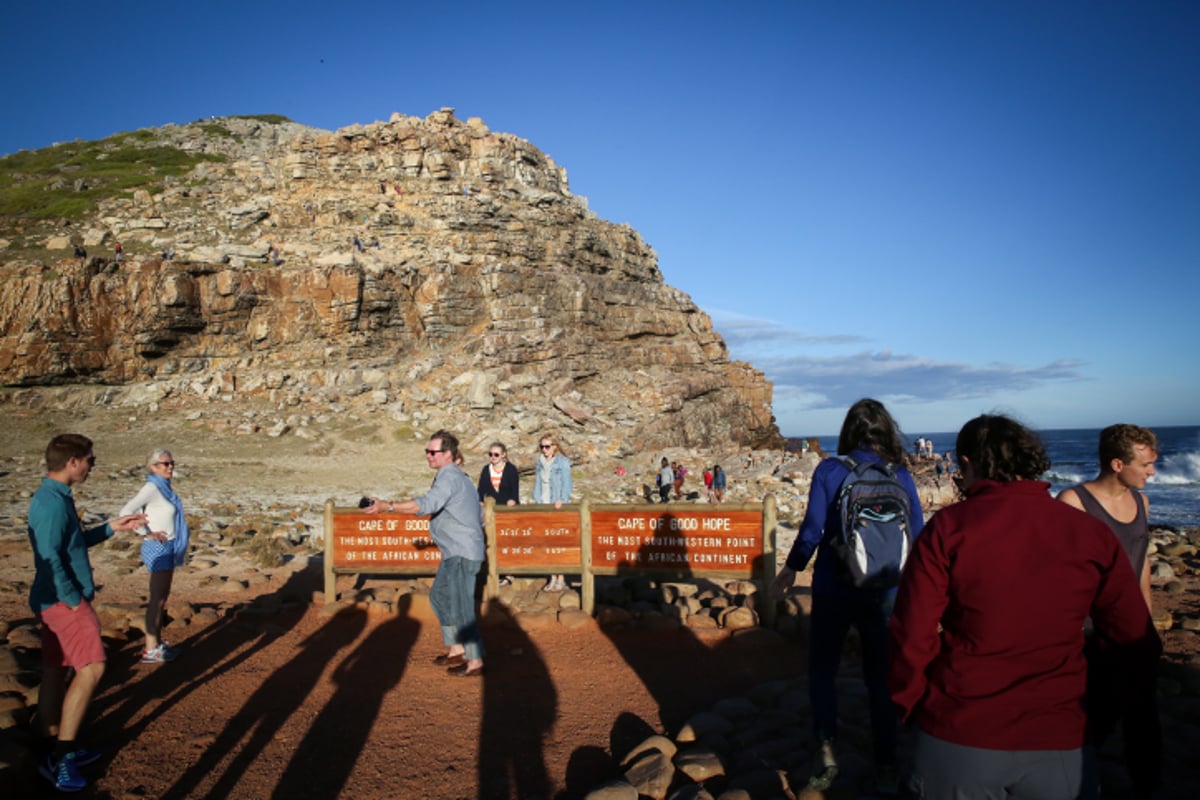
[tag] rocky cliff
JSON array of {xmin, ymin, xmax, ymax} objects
[{"xmin": 0, "ymin": 109, "xmax": 781, "ymax": 460}]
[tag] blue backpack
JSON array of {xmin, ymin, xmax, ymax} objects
[{"xmin": 831, "ymin": 456, "xmax": 913, "ymax": 588}]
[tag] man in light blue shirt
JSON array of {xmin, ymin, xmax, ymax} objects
[{"xmin": 367, "ymin": 430, "xmax": 486, "ymax": 676}]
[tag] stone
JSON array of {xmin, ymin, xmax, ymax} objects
[
  {"xmin": 621, "ymin": 734, "xmax": 678, "ymax": 766},
  {"xmin": 719, "ymin": 606, "xmax": 758, "ymax": 630},
  {"xmin": 584, "ymin": 780, "xmax": 639, "ymax": 800},
  {"xmin": 1150, "ymin": 561, "xmax": 1176, "ymax": 583},
  {"xmin": 1158, "ymin": 540, "xmax": 1195, "ymax": 557},
  {"xmin": 623, "ymin": 749, "xmax": 675, "ymax": 800},
  {"xmin": 674, "ymin": 747, "xmax": 726, "ymax": 782}
]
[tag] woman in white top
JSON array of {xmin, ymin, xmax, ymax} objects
[{"xmin": 120, "ymin": 448, "xmax": 189, "ymax": 664}]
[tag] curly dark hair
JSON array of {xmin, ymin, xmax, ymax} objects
[
  {"xmin": 955, "ymin": 414, "xmax": 1050, "ymax": 482},
  {"xmin": 1098, "ymin": 423, "xmax": 1158, "ymax": 469},
  {"xmin": 837, "ymin": 398, "xmax": 906, "ymax": 464}
]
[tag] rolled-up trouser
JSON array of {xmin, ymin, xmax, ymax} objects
[{"xmin": 430, "ymin": 556, "xmax": 484, "ymax": 661}]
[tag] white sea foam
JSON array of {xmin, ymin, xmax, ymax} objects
[
  {"xmin": 1045, "ymin": 469, "xmax": 1087, "ymax": 486},
  {"xmin": 1150, "ymin": 450, "xmax": 1200, "ymax": 487}
]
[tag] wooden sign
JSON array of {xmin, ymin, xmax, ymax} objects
[
  {"xmin": 329, "ymin": 511, "xmax": 441, "ymax": 569},
  {"xmin": 492, "ymin": 508, "xmax": 581, "ymax": 569},
  {"xmin": 589, "ymin": 508, "xmax": 763, "ymax": 576}
]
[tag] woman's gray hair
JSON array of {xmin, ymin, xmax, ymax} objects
[{"xmin": 147, "ymin": 448, "xmax": 172, "ymax": 469}]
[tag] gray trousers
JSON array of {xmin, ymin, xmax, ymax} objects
[{"xmin": 910, "ymin": 729, "xmax": 1081, "ymax": 800}]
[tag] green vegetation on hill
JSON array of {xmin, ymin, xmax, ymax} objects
[
  {"xmin": 0, "ymin": 138, "xmax": 225, "ymax": 221},
  {"xmin": 232, "ymin": 114, "xmax": 292, "ymax": 124}
]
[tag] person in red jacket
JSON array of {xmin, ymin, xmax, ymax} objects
[{"xmin": 888, "ymin": 414, "xmax": 1161, "ymax": 799}]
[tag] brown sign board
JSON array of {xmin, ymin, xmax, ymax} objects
[
  {"xmin": 493, "ymin": 509, "xmax": 582, "ymax": 569},
  {"xmin": 589, "ymin": 508, "xmax": 763, "ymax": 577},
  {"xmin": 330, "ymin": 511, "xmax": 441, "ymax": 570}
]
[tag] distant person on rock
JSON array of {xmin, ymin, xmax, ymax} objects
[
  {"xmin": 672, "ymin": 462, "xmax": 687, "ymax": 500},
  {"xmin": 711, "ymin": 464, "xmax": 726, "ymax": 503},
  {"xmin": 890, "ymin": 415, "xmax": 1160, "ymax": 800},
  {"xmin": 1058, "ymin": 424, "xmax": 1162, "ymax": 799},
  {"xmin": 120, "ymin": 448, "xmax": 190, "ymax": 665},
  {"xmin": 657, "ymin": 457, "xmax": 673, "ymax": 503},
  {"xmin": 534, "ymin": 433, "xmax": 572, "ymax": 592},
  {"xmin": 114, "ymin": 241, "xmax": 122, "ymax": 262},
  {"xmin": 703, "ymin": 467, "xmax": 714, "ymax": 502},
  {"xmin": 27, "ymin": 434, "xmax": 147, "ymax": 792},
  {"xmin": 769, "ymin": 398, "xmax": 922, "ymax": 796},
  {"xmin": 365, "ymin": 430, "xmax": 485, "ymax": 677}
]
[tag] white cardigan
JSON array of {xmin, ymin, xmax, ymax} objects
[{"xmin": 120, "ymin": 482, "xmax": 178, "ymax": 540}]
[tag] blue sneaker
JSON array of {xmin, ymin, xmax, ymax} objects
[
  {"xmin": 38, "ymin": 752, "xmax": 87, "ymax": 792},
  {"xmin": 69, "ymin": 747, "xmax": 102, "ymax": 768}
]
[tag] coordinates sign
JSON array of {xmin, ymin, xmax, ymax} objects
[
  {"xmin": 494, "ymin": 510, "xmax": 581, "ymax": 569},
  {"xmin": 330, "ymin": 512, "xmax": 442, "ymax": 569},
  {"xmin": 590, "ymin": 509, "xmax": 762, "ymax": 577}
]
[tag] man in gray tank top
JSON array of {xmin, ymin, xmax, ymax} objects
[{"xmin": 1058, "ymin": 424, "xmax": 1159, "ymax": 799}]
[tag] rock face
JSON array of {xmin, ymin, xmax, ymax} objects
[{"xmin": 0, "ymin": 109, "xmax": 781, "ymax": 458}]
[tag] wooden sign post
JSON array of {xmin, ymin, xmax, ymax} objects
[
  {"xmin": 323, "ymin": 501, "xmax": 439, "ymax": 600},
  {"xmin": 484, "ymin": 500, "xmax": 584, "ymax": 595},
  {"xmin": 585, "ymin": 497, "xmax": 777, "ymax": 621},
  {"xmin": 324, "ymin": 495, "xmax": 777, "ymax": 625}
]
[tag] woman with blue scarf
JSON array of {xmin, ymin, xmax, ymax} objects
[{"xmin": 120, "ymin": 448, "xmax": 189, "ymax": 664}]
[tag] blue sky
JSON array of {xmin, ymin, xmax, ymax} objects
[{"xmin": 3, "ymin": 1, "xmax": 1197, "ymax": 436}]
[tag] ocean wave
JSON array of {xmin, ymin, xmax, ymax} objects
[
  {"xmin": 1151, "ymin": 451, "xmax": 1200, "ymax": 486},
  {"xmin": 1044, "ymin": 469, "xmax": 1087, "ymax": 485}
]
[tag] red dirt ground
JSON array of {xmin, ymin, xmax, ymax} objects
[{"xmin": 10, "ymin": 562, "xmax": 804, "ymax": 800}]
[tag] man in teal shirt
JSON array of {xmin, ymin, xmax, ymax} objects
[{"xmin": 27, "ymin": 433, "xmax": 145, "ymax": 792}]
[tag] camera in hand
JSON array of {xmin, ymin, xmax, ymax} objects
[{"xmin": 357, "ymin": 496, "xmax": 372, "ymax": 509}]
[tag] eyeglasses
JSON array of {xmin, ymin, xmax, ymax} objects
[
  {"xmin": 489, "ymin": 452, "xmax": 503, "ymax": 458},
  {"xmin": 540, "ymin": 444, "xmax": 553, "ymax": 450},
  {"xmin": 157, "ymin": 461, "xmax": 176, "ymax": 467},
  {"xmin": 424, "ymin": 448, "xmax": 446, "ymax": 456}
]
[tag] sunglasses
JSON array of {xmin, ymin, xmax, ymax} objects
[
  {"xmin": 424, "ymin": 448, "xmax": 446, "ymax": 456},
  {"xmin": 489, "ymin": 452, "xmax": 504, "ymax": 458},
  {"xmin": 157, "ymin": 460, "xmax": 176, "ymax": 467},
  {"xmin": 85, "ymin": 455, "xmax": 97, "ymax": 466},
  {"xmin": 540, "ymin": 444, "xmax": 554, "ymax": 450}
]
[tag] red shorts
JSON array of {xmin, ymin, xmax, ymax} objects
[{"xmin": 39, "ymin": 600, "xmax": 106, "ymax": 669}]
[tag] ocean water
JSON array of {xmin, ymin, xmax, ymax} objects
[{"xmin": 803, "ymin": 426, "xmax": 1200, "ymax": 530}]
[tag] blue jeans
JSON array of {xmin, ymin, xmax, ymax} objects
[
  {"xmin": 430, "ymin": 556, "xmax": 484, "ymax": 661},
  {"xmin": 808, "ymin": 588, "xmax": 897, "ymax": 765}
]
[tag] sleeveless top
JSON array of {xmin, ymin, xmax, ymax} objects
[{"xmin": 1072, "ymin": 484, "xmax": 1149, "ymax": 574}]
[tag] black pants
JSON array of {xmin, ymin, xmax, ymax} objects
[{"xmin": 1083, "ymin": 638, "xmax": 1161, "ymax": 797}]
